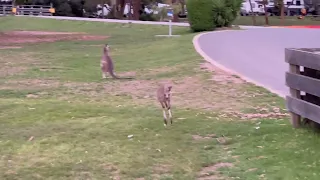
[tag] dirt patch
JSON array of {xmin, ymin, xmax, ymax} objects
[
  {"xmin": 9, "ymin": 31, "xmax": 82, "ymax": 36},
  {"xmin": 101, "ymin": 164, "xmax": 121, "ymax": 180},
  {"xmin": 198, "ymin": 162, "xmax": 234, "ymax": 180},
  {"xmin": 1, "ymin": 59, "xmax": 270, "ymax": 113},
  {"xmin": 0, "ymin": 66, "xmax": 28, "ymax": 78},
  {"xmin": 151, "ymin": 164, "xmax": 172, "ymax": 179},
  {"xmin": 216, "ymin": 137, "xmax": 233, "ymax": 145},
  {"xmin": 1, "ymin": 79, "xmax": 61, "ymax": 90},
  {"xmin": 200, "ymin": 62, "xmax": 244, "ymax": 85},
  {"xmin": 0, "ymin": 46, "xmax": 22, "ymax": 50},
  {"xmin": 192, "ymin": 134, "xmax": 217, "ymax": 141},
  {"xmin": 219, "ymin": 106, "xmax": 289, "ymax": 120},
  {"xmin": 153, "ymin": 164, "xmax": 171, "ymax": 174},
  {"xmin": 27, "ymin": 63, "xmax": 252, "ymax": 111},
  {"xmin": 0, "ymin": 31, "xmax": 108, "ymax": 45}
]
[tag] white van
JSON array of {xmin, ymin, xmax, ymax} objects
[{"xmin": 240, "ymin": 1, "xmax": 265, "ymax": 16}]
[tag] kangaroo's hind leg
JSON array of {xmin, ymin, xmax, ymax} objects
[
  {"xmin": 101, "ymin": 63, "xmax": 108, "ymax": 79},
  {"xmin": 161, "ymin": 102, "xmax": 168, "ymax": 127},
  {"xmin": 165, "ymin": 101, "xmax": 172, "ymax": 125}
]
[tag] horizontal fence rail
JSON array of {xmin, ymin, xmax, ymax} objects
[
  {"xmin": 285, "ymin": 48, "xmax": 320, "ymax": 128},
  {"xmin": 0, "ymin": 5, "xmax": 54, "ymax": 16}
]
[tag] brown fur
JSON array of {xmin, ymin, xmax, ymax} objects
[
  {"xmin": 157, "ymin": 84, "xmax": 173, "ymax": 126},
  {"xmin": 100, "ymin": 44, "xmax": 120, "ymax": 79}
]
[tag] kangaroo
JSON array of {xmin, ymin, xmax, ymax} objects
[
  {"xmin": 100, "ymin": 44, "xmax": 133, "ymax": 79},
  {"xmin": 100, "ymin": 44, "xmax": 120, "ymax": 79},
  {"xmin": 157, "ymin": 84, "xmax": 173, "ymax": 127}
]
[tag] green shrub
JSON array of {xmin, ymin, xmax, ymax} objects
[
  {"xmin": 187, "ymin": 0, "xmax": 242, "ymax": 32},
  {"xmin": 139, "ymin": 13, "xmax": 157, "ymax": 21},
  {"xmin": 212, "ymin": 0, "xmax": 242, "ymax": 27},
  {"xmin": 187, "ymin": 0, "xmax": 215, "ymax": 32}
]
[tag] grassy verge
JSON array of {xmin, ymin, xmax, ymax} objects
[{"xmin": 1, "ymin": 16, "xmax": 320, "ymax": 180}]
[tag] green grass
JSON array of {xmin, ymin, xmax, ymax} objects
[{"xmin": 1, "ymin": 16, "xmax": 320, "ymax": 180}]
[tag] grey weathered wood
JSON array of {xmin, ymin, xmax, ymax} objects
[
  {"xmin": 286, "ymin": 72, "xmax": 320, "ymax": 97},
  {"xmin": 285, "ymin": 48, "xmax": 320, "ymax": 71},
  {"xmin": 288, "ymin": 63, "xmax": 301, "ymax": 128},
  {"xmin": 286, "ymin": 96, "xmax": 320, "ymax": 124}
]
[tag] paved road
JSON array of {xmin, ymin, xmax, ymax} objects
[{"xmin": 197, "ymin": 28, "xmax": 320, "ymax": 97}]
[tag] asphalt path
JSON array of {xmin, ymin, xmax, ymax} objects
[{"xmin": 196, "ymin": 28, "xmax": 320, "ymax": 97}]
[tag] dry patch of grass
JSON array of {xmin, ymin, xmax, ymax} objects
[
  {"xmin": 0, "ymin": 46, "xmax": 22, "ymax": 50},
  {"xmin": 0, "ymin": 52, "xmax": 40, "ymax": 78},
  {"xmin": 192, "ymin": 134, "xmax": 217, "ymax": 141},
  {"xmin": 218, "ymin": 106, "xmax": 290, "ymax": 121},
  {"xmin": 1, "ymin": 60, "xmax": 270, "ymax": 115},
  {"xmin": 0, "ymin": 31, "xmax": 108, "ymax": 46},
  {"xmin": 199, "ymin": 62, "xmax": 244, "ymax": 85},
  {"xmin": 198, "ymin": 162, "xmax": 234, "ymax": 180}
]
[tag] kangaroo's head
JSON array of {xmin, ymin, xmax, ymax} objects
[
  {"xmin": 164, "ymin": 85, "xmax": 172, "ymax": 99},
  {"xmin": 103, "ymin": 44, "xmax": 110, "ymax": 53}
]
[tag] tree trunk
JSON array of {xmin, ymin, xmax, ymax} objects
[
  {"xmin": 173, "ymin": 14, "xmax": 178, "ymax": 22},
  {"xmin": 132, "ymin": 0, "xmax": 141, "ymax": 20},
  {"xmin": 263, "ymin": 0, "xmax": 269, "ymax": 25},
  {"xmin": 280, "ymin": 0, "xmax": 285, "ymax": 25},
  {"xmin": 180, "ymin": 0, "xmax": 185, "ymax": 14},
  {"xmin": 248, "ymin": 0, "xmax": 256, "ymax": 25},
  {"xmin": 128, "ymin": 0, "xmax": 132, "ymax": 20}
]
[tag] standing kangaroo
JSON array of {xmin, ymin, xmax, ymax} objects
[
  {"xmin": 100, "ymin": 44, "xmax": 121, "ymax": 79},
  {"xmin": 157, "ymin": 84, "xmax": 173, "ymax": 127}
]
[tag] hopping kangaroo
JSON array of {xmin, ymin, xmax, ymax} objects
[{"xmin": 157, "ymin": 84, "xmax": 173, "ymax": 127}]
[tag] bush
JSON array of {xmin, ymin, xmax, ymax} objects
[
  {"xmin": 187, "ymin": 0, "xmax": 215, "ymax": 32},
  {"xmin": 212, "ymin": 0, "xmax": 242, "ymax": 27},
  {"xmin": 139, "ymin": 13, "xmax": 157, "ymax": 21},
  {"xmin": 187, "ymin": 0, "xmax": 242, "ymax": 32}
]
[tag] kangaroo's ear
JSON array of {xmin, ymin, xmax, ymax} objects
[{"xmin": 167, "ymin": 85, "xmax": 172, "ymax": 91}]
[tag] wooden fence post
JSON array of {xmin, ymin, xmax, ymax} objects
[{"xmin": 289, "ymin": 63, "xmax": 301, "ymax": 127}]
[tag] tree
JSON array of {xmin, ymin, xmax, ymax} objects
[
  {"xmin": 262, "ymin": 0, "xmax": 269, "ymax": 25},
  {"xmin": 248, "ymin": 0, "xmax": 256, "ymax": 25},
  {"xmin": 132, "ymin": 0, "xmax": 141, "ymax": 20}
]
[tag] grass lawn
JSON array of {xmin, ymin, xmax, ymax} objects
[
  {"xmin": 233, "ymin": 16, "xmax": 320, "ymax": 26},
  {"xmin": 1, "ymin": 16, "xmax": 320, "ymax": 180}
]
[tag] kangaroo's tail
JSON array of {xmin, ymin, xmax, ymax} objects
[
  {"xmin": 109, "ymin": 69, "xmax": 135, "ymax": 80},
  {"xmin": 109, "ymin": 70, "xmax": 120, "ymax": 79}
]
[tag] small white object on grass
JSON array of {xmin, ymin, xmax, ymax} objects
[
  {"xmin": 127, "ymin": 135, "xmax": 134, "ymax": 139},
  {"xmin": 255, "ymin": 127, "xmax": 260, "ymax": 130}
]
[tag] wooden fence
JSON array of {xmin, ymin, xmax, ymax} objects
[
  {"xmin": 0, "ymin": 5, "xmax": 54, "ymax": 16},
  {"xmin": 0, "ymin": 5, "xmax": 13, "ymax": 16},
  {"xmin": 285, "ymin": 48, "xmax": 320, "ymax": 128}
]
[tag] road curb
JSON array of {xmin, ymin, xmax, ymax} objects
[{"xmin": 192, "ymin": 31, "xmax": 286, "ymax": 98}]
